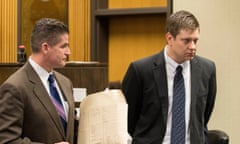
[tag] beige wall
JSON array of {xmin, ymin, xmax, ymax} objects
[{"xmin": 174, "ymin": 0, "xmax": 240, "ymax": 143}]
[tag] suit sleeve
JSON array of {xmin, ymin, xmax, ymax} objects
[
  {"xmin": 204, "ymin": 62, "xmax": 217, "ymax": 144},
  {"xmin": 0, "ymin": 83, "xmax": 41, "ymax": 144},
  {"xmin": 204, "ymin": 62, "xmax": 217, "ymax": 124},
  {"xmin": 122, "ymin": 63, "xmax": 143, "ymax": 136}
]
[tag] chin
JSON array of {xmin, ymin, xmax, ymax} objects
[
  {"xmin": 184, "ymin": 57, "xmax": 193, "ymax": 61},
  {"xmin": 62, "ymin": 61, "xmax": 67, "ymax": 65},
  {"xmin": 57, "ymin": 63, "xmax": 66, "ymax": 68},
  {"xmin": 186, "ymin": 55, "xmax": 195, "ymax": 60}
]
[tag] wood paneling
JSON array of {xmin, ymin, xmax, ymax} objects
[
  {"xmin": 19, "ymin": 0, "xmax": 68, "ymax": 58},
  {"xmin": 109, "ymin": 0, "xmax": 167, "ymax": 8},
  {"xmin": 0, "ymin": 0, "xmax": 91, "ymax": 62},
  {"xmin": 68, "ymin": 0, "xmax": 91, "ymax": 61},
  {"xmin": 109, "ymin": 15, "xmax": 166, "ymax": 81},
  {"xmin": 0, "ymin": 62, "xmax": 108, "ymax": 94},
  {"xmin": 107, "ymin": 0, "xmax": 169, "ymax": 81},
  {"xmin": 0, "ymin": 0, "xmax": 17, "ymax": 62},
  {"xmin": 55, "ymin": 62, "xmax": 108, "ymax": 94}
]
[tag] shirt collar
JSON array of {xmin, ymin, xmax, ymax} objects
[
  {"xmin": 164, "ymin": 45, "xmax": 190, "ymax": 74},
  {"xmin": 29, "ymin": 57, "xmax": 52, "ymax": 82}
]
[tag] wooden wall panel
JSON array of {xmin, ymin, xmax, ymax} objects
[
  {"xmin": 0, "ymin": 0, "xmax": 91, "ymax": 63},
  {"xmin": 20, "ymin": 0, "xmax": 67, "ymax": 58},
  {"xmin": 0, "ymin": 0, "xmax": 17, "ymax": 62},
  {"xmin": 109, "ymin": 0, "xmax": 167, "ymax": 8},
  {"xmin": 109, "ymin": 15, "xmax": 166, "ymax": 81},
  {"xmin": 108, "ymin": 0, "xmax": 168, "ymax": 81},
  {"xmin": 68, "ymin": 0, "xmax": 90, "ymax": 61}
]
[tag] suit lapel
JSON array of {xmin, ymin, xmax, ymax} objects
[
  {"xmin": 153, "ymin": 52, "xmax": 169, "ymax": 125},
  {"xmin": 54, "ymin": 72, "xmax": 73, "ymax": 106},
  {"xmin": 54, "ymin": 71, "xmax": 75, "ymax": 137},
  {"xmin": 25, "ymin": 63, "xmax": 66, "ymax": 137}
]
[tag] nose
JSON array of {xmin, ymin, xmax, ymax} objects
[
  {"xmin": 65, "ymin": 47, "xmax": 71, "ymax": 55},
  {"xmin": 189, "ymin": 40, "xmax": 197, "ymax": 51}
]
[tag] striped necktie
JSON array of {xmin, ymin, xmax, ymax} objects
[
  {"xmin": 48, "ymin": 74, "xmax": 67, "ymax": 132},
  {"xmin": 171, "ymin": 65, "xmax": 186, "ymax": 144}
]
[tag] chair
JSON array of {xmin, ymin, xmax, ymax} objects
[{"xmin": 208, "ymin": 130, "xmax": 229, "ymax": 144}]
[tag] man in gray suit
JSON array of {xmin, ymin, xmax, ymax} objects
[
  {"xmin": 122, "ymin": 10, "xmax": 216, "ymax": 144},
  {"xmin": 0, "ymin": 18, "xmax": 75, "ymax": 144}
]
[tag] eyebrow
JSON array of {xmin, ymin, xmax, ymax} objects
[
  {"xmin": 180, "ymin": 38, "xmax": 199, "ymax": 44},
  {"xmin": 180, "ymin": 38, "xmax": 199, "ymax": 41},
  {"xmin": 60, "ymin": 43, "xmax": 69, "ymax": 48}
]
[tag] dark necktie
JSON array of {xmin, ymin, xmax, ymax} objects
[
  {"xmin": 171, "ymin": 65, "xmax": 186, "ymax": 144},
  {"xmin": 48, "ymin": 74, "xmax": 67, "ymax": 132}
]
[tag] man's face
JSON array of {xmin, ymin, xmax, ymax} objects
[
  {"xmin": 46, "ymin": 33, "xmax": 70, "ymax": 69},
  {"xmin": 166, "ymin": 28, "xmax": 199, "ymax": 64}
]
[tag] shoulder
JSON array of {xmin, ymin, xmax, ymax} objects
[
  {"xmin": 194, "ymin": 55, "xmax": 215, "ymax": 67},
  {"xmin": 192, "ymin": 55, "xmax": 216, "ymax": 74},
  {"xmin": 131, "ymin": 51, "xmax": 163, "ymax": 69},
  {"xmin": 124, "ymin": 51, "xmax": 164, "ymax": 80},
  {"xmin": 2, "ymin": 64, "xmax": 29, "ymax": 86}
]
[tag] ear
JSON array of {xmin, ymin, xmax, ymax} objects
[
  {"xmin": 41, "ymin": 42, "xmax": 49, "ymax": 54},
  {"xmin": 165, "ymin": 32, "xmax": 173, "ymax": 46}
]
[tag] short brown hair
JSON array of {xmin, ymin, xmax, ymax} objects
[
  {"xmin": 30, "ymin": 18, "xmax": 69, "ymax": 53},
  {"xmin": 166, "ymin": 10, "xmax": 200, "ymax": 38}
]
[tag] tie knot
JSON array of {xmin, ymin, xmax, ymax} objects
[
  {"xmin": 48, "ymin": 74, "xmax": 55, "ymax": 84},
  {"xmin": 176, "ymin": 65, "xmax": 183, "ymax": 73}
]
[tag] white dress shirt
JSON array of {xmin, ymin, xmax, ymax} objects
[
  {"xmin": 29, "ymin": 57, "xmax": 69, "ymax": 121},
  {"xmin": 162, "ymin": 46, "xmax": 191, "ymax": 144}
]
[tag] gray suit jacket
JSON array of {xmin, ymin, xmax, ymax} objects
[
  {"xmin": 122, "ymin": 51, "xmax": 216, "ymax": 144},
  {"xmin": 0, "ymin": 62, "xmax": 75, "ymax": 144}
]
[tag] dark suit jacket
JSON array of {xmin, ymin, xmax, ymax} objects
[
  {"xmin": 0, "ymin": 62, "xmax": 75, "ymax": 144},
  {"xmin": 122, "ymin": 51, "xmax": 216, "ymax": 144}
]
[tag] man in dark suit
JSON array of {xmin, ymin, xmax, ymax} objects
[
  {"xmin": 122, "ymin": 10, "xmax": 216, "ymax": 144},
  {"xmin": 0, "ymin": 18, "xmax": 75, "ymax": 144}
]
